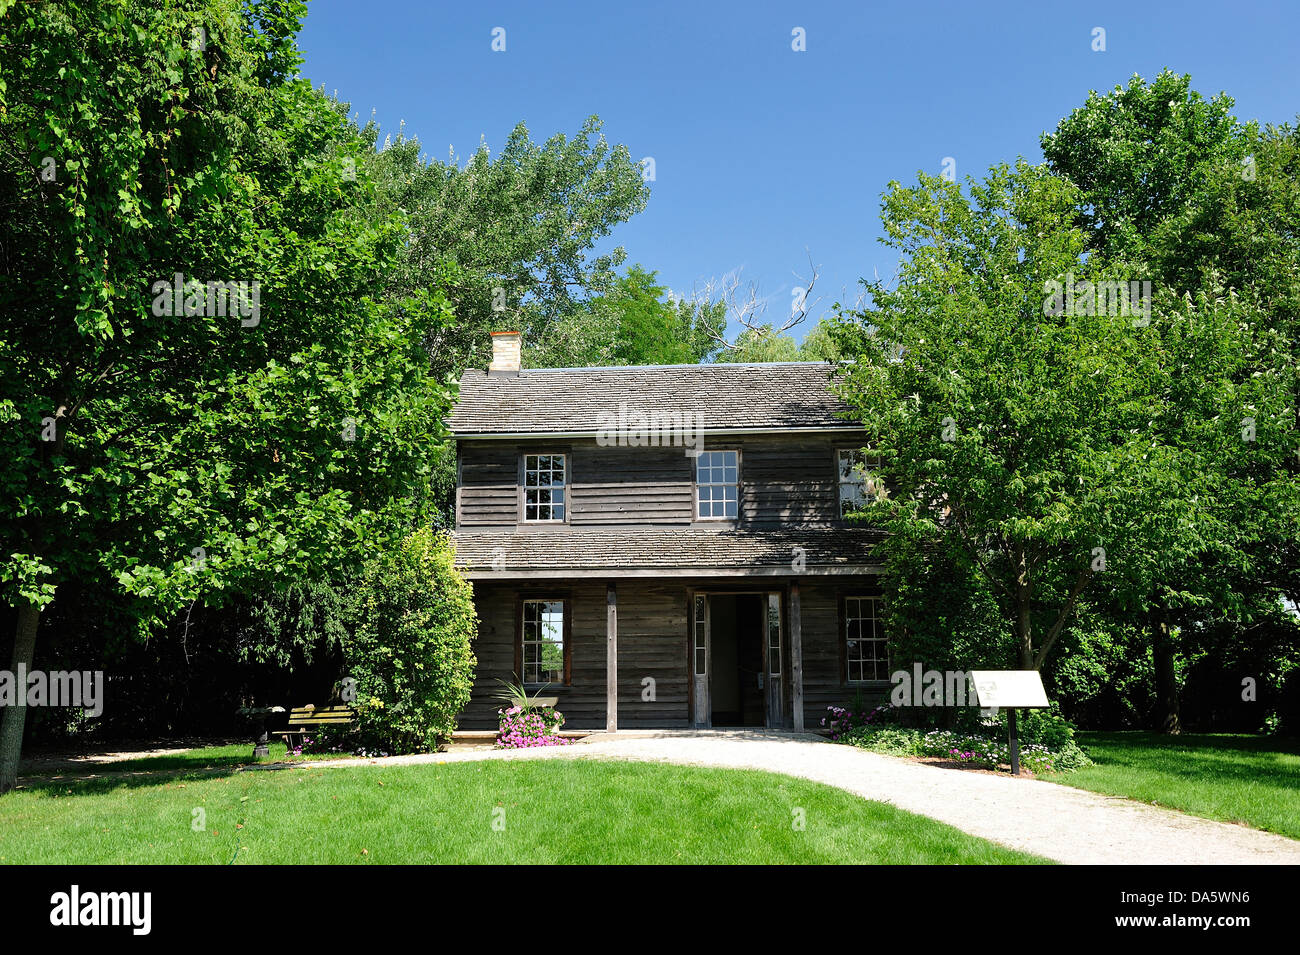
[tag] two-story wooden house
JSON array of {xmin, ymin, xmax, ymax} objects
[{"xmin": 448, "ymin": 330, "xmax": 888, "ymax": 732}]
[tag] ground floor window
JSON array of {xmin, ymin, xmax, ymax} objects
[
  {"xmin": 521, "ymin": 598, "xmax": 568, "ymax": 685},
  {"xmin": 844, "ymin": 595, "xmax": 888, "ymax": 682}
]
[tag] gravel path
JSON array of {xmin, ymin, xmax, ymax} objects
[{"xmin": 286, "ymin": 730, "xmax": 1300, "ymax": 865}]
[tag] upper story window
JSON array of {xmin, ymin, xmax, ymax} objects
[
  {"xmin": 524, "ymin": 453, "xmax": 566, "ymax": 521},
  {"xmin": 695, "ymin": 449, "xmax": 738, "ymax": 519},
  {"xmin": 837, "ymin": 448, "xmax": 880, "ymax": 518},
  {"xmin": 844, "ymin": 595, "xmax": 888, "ymax": 683}
]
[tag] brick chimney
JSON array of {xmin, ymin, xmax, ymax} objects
[{"xmin": 489, "ymin": 330, "xmax": 522, "ymax": 374}]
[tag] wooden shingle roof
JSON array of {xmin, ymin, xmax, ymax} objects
[
  {"xmin": 452, "ymin": 525, "xmax": 885, "ymax": 578},
  {"xmin": 447, "ymin": 362, "xmax": 857, "ymax": 436}
]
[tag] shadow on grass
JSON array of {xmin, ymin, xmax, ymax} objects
[
  {"xmin": 1075, "ymin": 731, "xmax": 1300, "ymax": 783},
  {"xmin": 15, "ymin": 766, "xmax": 258, "ymax": 797},
  {"xmin": 13, "ymin": 746, "xmax": 343, "ymax": 797}
]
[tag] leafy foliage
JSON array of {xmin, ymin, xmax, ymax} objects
[
  {"xmin": 360, "ymin": 118, "xmax": 651, "ymax": 376},
  {"xmin": 528, "ymin": 265, "xmax": 725, "ymax": 368},
  {"xmin": 342, "ymin": 528, "xmax": 476, "ymax": 753},
  {"xmin": 1041, "ymin": 71, "xmax": 1300, "ymax": 728},
  {"xmin": 844, "ymin": 704, "xmax": 1093, "ymax": 773},
  {"xmin": 0, "ymin": 0, "xmax": 455, "ymax": 787},
  {"xmin": 834, "ymin": 161, "xmax": 1173, "ymax": 668}
]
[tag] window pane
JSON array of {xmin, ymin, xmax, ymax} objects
[
  {"xmin": 696, "ymin": 450, "xmax": 738, "ymax": 520},
  {"xmin": 523, "ymin": 600, "xmax": 565, "ymax": 683},
  {"xmin": 767, "ymin": 594, "xmax": 781, "ymax": 675},
  {"xmin": 524, "ymin": 454, "xmax": 565, "ymax": 521},
  {"xmin": 844, "ymin": 596, "xmax": 886, "ymax": 683},
  {"xmin": 839, "ymin": 449, "xmax": 881, "ymax": 516}
]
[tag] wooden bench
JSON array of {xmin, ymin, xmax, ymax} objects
[{"xmin": 273, "ymin": 705, "xmax": 357, "ymax": 748}]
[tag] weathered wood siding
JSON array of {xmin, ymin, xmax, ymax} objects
[
  {"xmin": 459, "ymin": 579, "xmax": 691, "ymax": 730},
  {"xmin": 458, "ymin": 577, "xmax": 885, "ymax": 732},
  {"xmin": 570, "ymin": 443, "xmax": 694, "ymax": 525},
  {"xmin": 457, "ymin": 433, "xmax": 860, "ymax": 527},
  {"xmin": 457, "ymin": 442, "xmax": 520, "ymax": 526},
  {"xmin": 795, "ymin": 581, "xmax": 891, "ymax": 729},
  {"xmin": 737, "ymin": 435, "xmax": 840, "ymax": 524}
]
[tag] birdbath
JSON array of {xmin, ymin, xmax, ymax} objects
[{"xmin": 237, "ymin": 705, "xmax": 286, "ymax": 759}]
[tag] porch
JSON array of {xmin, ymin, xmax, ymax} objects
[{"xmin": 458, "ymin": 576, "xmax": 888, "ymax": 733}]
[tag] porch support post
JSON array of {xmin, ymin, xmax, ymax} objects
[
  {"xmin": 606, "ymin": 582, "xmax": 618, "ymax": 732},
  {"xmin": 790, "ymin": 582, "xmax": 804, "ymax": 732}
]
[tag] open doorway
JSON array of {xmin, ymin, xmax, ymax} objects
[{"xmin": 707, "ymin": 594, "xmax": 766, "ymax": 726}]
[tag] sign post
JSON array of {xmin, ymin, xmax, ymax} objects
[
  {"xmin": 970, "ymin": 671, "xmax": 1049, "ymax": 776},
  {"xmin": 1007, "ymin": 708, "xmax": 1019, "ymax": 776}
]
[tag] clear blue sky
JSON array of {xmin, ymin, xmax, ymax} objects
[{"xmin": 298, "ymin": 0, "xmax": 1299, "ymax": 342}]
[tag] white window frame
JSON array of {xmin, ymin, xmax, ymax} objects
[
  {"xmin": 845, "ymin": 595, "xmax": 888, "ymax": 683},
  {"xmin": 522, "ymin": 453, "xmax": 567, "ymax": 522},
  {"xmin": 837, "ymin": 448, "xmax": 880, "ymax": 519},
  {"xmin": 694, "ymin": 449, "xmax": 739, "ymax": 521},
  {"xmin": 521, "ymin": 598, "xmax": 566, "ymax": 685}
]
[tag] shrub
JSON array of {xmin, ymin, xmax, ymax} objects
[
  {"xmin": 849, "ymin": 726, "xmax": 923, "ymax": 755},
  {"xmin": 820, "ymin": 703, "xmax": 892, "ymax": 740},
  {"xmin": 952, "ymin": 701, "xmax": 1080, "ymax": 750},
  {"xmin": 1017, "ymin": 705, "xmax": 1081, "ymax": 750},
  {"xmin": 341, "ymin": 527, "xmax": 477, "ymax": 753},
  {"xmin": 841, "ymin": 704, "xmax": 1093, "ymax": 774}
]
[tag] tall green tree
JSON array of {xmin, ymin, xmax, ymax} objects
[
  {"xmin": 0, "ymin": 0, "xmax": 453, "ymax": 789},
  {"xmin": 529, "ymin": 265, "xmax": 726, "ymax": 367},
  {"xmin": 1042, "ymin": 71, "xmax": 1300, "ymax": 729},
  {"xmin": 727, "ymin": 325, "xmax": 802, "ymax": 362},
  {"xmin": 723, "ymin": 318, "xmax": 844, "ymax": 363},
  {"xmin": 796, "ymin": 319, "xmax": 843, "ymax": 361},
  {"xmin": 1040, "ymin": 71, "xmax": 1249, "ymax": 267},
  {"xmin": 833, "ymin": 161, "xmax": 1237, "ymax": 672},
  {"xmin": 361, "ymin": 119, "xmax": 651, "ymax": 376}
]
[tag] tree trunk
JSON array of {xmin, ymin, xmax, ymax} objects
[
  {"xmin": 1016, "ymin": 584, "xmax": 1034, "ymax": 669},
  {"xmin": 0, "ymin": 602, "xmax": 41, "ymax": 793},
  {"xmin": 1152, "ymin": 614, "xmax": 1181, "ymax": 735}
]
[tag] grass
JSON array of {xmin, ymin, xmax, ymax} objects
[
  {"xmin": 21, "ymin": 741, "xmax": 355, "ymax": 776},
  {"xmin": 1057, "ymin": 731, "xmax": 1300, "ymax": 840},
  {"xmin": 1, "ymin": 758, "xmax": 1050, "ymax": 864}
]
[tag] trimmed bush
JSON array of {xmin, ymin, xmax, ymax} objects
[{"xmin": 341, "ymin": 528, "xmax": 477, "ymax": 753}]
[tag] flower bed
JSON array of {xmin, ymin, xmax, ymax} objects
[
  {"xmin": 820, "ymin": 703, "xmax": 891, "ymax": 741},
  {"xmin": 495, "ymin": 705, "xmax": 573, "ymax": 749},
  {"xmin": 826, "ymin": 705, "xmax": 1093, "ymax": 774}
]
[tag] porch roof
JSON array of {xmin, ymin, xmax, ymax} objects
[{"xmin": 452, "ymin": 525, "xmax": 886, "ymax": 579}]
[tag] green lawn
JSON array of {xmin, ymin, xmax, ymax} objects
[
  {"xmin": 24, "ymin": 741, "xmax": 299, "ymax": 775},
  {"xmin": 1059, "ymin": 731, "xmax": 1300, "ymax": 840},
  {"xmin": 2, "ymin": 758, "xmax": 1049, "ymax": 864}
]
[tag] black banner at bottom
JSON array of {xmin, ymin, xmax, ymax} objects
[{"xmin": 0, "ymin": 864, "xmax": 1282, "ymax": 941}]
